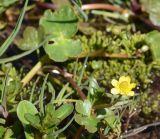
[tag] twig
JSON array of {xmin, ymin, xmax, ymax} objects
[
  {"xmin": 73, "ymin": 126, "xmax": 84, "ymax": 139},
  {"xmin": 79, "ymin": 49, "xmax": 132, "ymax": 59},
  {"xmin": 35, "ymin": 2, "xmax": 127, "ymax": 13},
  {"xmin": 123, "ymin": 111, "xmax": 137, "ymax": 132},
  {"xmin": 44, "ymin": 66, "xmax": 86, "ymax": 100},
  {"xmin": 21, "ymin": 55, "xmax": 48, "ymax": 87},
  {"xmin": 21, "ymin": 61, "xmax": 42, "ymax": 86},
  {"xmin": 122, "ymin": 121, "xmax": 160, "ymax": 138},
  {"xmin": 65, "ymin": 75, "xmax": 86, "ymax": 100},
  {"xmin": 81, "ymin": 4, "xmax": 126, "ymax": 13}
]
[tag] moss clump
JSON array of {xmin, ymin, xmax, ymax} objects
[{"xmin": 68, "ymin": 30, "xmax": 160, "ymax": 93}]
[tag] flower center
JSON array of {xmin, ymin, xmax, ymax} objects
[{"xmin": 119, "ymin": 81, "xmax": 130, "ymax": 92}]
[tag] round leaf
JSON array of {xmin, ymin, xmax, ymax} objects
[
  {"xmin": 75, "ymin": 100, "xmax": 92, "ymax": 116},
  {"xmin": 17, "ymin": 100, "xmax": 38, "ymax": 125},
  {"xmin": 44, "ymin": 38, "xmax": 81, "ymax": 62},
  {"xmin": 16, "ymin": 26, "xmax": 39, "ymax": 51},
  {"xmin": 75, "ymin": 114, "xmax": 99, "ymax": 133},
  {"xmin": 39, "ymin": 6, "xmax": 78, "ymax": 38}
]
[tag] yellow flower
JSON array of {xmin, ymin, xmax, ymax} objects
[{"xmin": 111, "ymin": 76, "xmax": 136, "ymax": 96}]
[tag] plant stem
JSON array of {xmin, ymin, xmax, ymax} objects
[
  {"xmin": 73, "ymin": 126, "xmax": 84, "ymax": 139},
  {"xmin": 36, "ymin": 2, "xmax": 127, "ymax": 13},
  {"xmin": 44, "ymin": 66, "xmax": 87, "ymax": 100},
  {"xmin": 21, "ymin": 61, "xmax": 42, "ymax": 86},
  {"xmin": 21, "ymin": 56, "xmax": 48, "ymax": 87},
  {"xmin": 79, "ymin": 49, "xmax": 131, "ymax": 59},
  {"xmin": 52, "ymin": 99, "xmax": 78, "ymax": 103},
  {"xmin": 81, "ymin": 4, "xmax": 126, "ymax": 13}
]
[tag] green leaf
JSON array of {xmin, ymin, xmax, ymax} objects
[
  {"xmin": 42, "ymin": 104, "xmax": 60, "ymax": 129},
  {"xmin": 0, "ymin": 0, "xmax": 18, "ymax": 15},
  {"xmin": 55, "ymin": 103, "xmax": 74, "ymax": 121},
  {"xmin": 44, "ymin": 38, "xmax": 81, "ymax": 62},
  {"xmin": 39, "ymin": 74, "xmax": 49, "ymax": 116},
  {"xmin": 0, "ymin": 126, "xmax": 6, "ymax": 138},
  {"xmin": 24, "ymin": 114, "xmax": 42, "ymax": 130},
  {"xmin": 39, "ymin": 6, "xmax": 78, "ymax": 38},
  {"xmin": 104, "ymin": 109, "xmax": 117, "ymax": 129},
  {"xmin": 0, "ymin": 0, "xmax": 18, "ymax": 7},
  {"xmin": 3, "ymin": 128, "xmax": 14, "ymax": 139},
  {"xmin": 75, "ymin": 114, "xmax": 99, "ymax": 133},
  {"xmin": 145, "ymin": 31, "xmax": 160, "ymax": 61},
  {"xmin": 16, "ymin": 26, "xmax": 39, "ymax": 51},
  {"xmin": 88, "ymin": 77, "xmax": 99, "ymax": 95},
  {"xmin": 17, "ymin": 100, "xmax": 38, "ymax": 125},
  {"xmin": 140, "ymin": 0, "xmax": 160, "ymax": 26},
  {"xmin": 0, "ymin": 35, "xmax": 50, "ymax": 64},
  {"xmin": 91, "ymin": 60, "xmax": 103, "ymax": 70},
  {"xmin": 42, "ymin": 103, "xmax": 73, "ymax": 129},
  {"xmin": 56, "ymin": 83, "xmax": 69, "ymax": 101},
  {"xmin": 0, "ymin": 118, "xmax": 5, "ymax": 124},
  {"xmin": 75, "ymin": 100, "xmax": 92, "ymax": 116},
  {"xmin": 0, "ymin": 0, "xmax": 28, "ymax": 56}
]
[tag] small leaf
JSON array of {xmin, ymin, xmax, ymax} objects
[
  {"xmin": 55, "ymin": 103, "xmax": 74, "ymax": 121},
  {"xmin": 88, "ymin": 77, "xmax": 99, "ymax": 95},
  {"xmin": 44, "ymin": 38, "xmax": 81, "ymax": 62},
  {"xmin": 0, "ymin": 0, "xmax": 18, "ymax": 7},
  {"xmin": 16, "ymin": 26, "xmax": 39, "ymax": 51},
  {"xmin": 39, "ymin": 6, "xmax": 78, "ymax": 38},
  {"xmin": 17, "ymin": 100, "xmax": 38, "ymax": 125},
  {"xmin": 42, "ymin": 104, "xmax": 60, "ymax": 128},
  {"xmin": 75, "ymin": 100, "xmax": 92, "ymax": 116},
  {"xmin": 91, "ymin": 60, "xmax": 103, "ymax": 69},
  {"xmin": 43, "ymin": 103, "xmax": 73, "ymax": 128},
  {"xmin": 140, "ymin": 0, "xmax": 160, "ymax": 26},
  {"xmin": 24, "ymin": 114, "xmax": 42, "ymax": 130},
  {"xmin": 104, "ymin": 109, "xmax": 117, "ymax": 129},
  {"xmin": 3, "ymin": 128, "xmax": 14, "ymax": 139},
  {"xmin": 0, "ymin": 126, "xmax": 6, "ymax": 138},
  {"xmin": 145, "ymin": 31, "xmax": 160, "ymax": 61},
  {"xmin": 75, "ymin": 114, "xmax": 99, "ymax": 133}
]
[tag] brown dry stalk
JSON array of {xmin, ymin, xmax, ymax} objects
[
  {"xmin": 44, "ymin": 66, "xmax": 86, "ymax": 100},
  {"xmin": 36, "ymin": 2, "xmax": 127, "ymax": 13},
  {"xmin": 81, "ymin": 4, "xmax": 125, "ymax": 13}
]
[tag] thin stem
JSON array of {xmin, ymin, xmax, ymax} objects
[
  {"xmin": 36, "ymin": 2, "xmax": 127, "ymax": 13},
  {"xmin": 52, "ymin": 99, "xmax": 78, "ymax": 103},
  {"xmin": 73, "ymin": 126, "xmax": 84, "ymax": 139},
  {"xmin": 82, "ymin": 4, "xmax": 126, "ymax": 13},
  {"xmin": 21, "ymin": 61, "xmax": 42, "ymax": 87},
  {"xmin": 21, "ymin": 56, "xmax": 48, "ymax": 87},
  {"xmin": 44, "ymin": 66, "xmax": 87, "ymax": 100},
  {"xmin": 79, "ymin": 49, "xmax": 131, "ymax": 59},
  {"xmin": 122, "ymin": 122, "xmax": 160, "ymax": 138},
  {"xmin": 65, "ymin": 76, "xmax": 86, "ymax": 100}
]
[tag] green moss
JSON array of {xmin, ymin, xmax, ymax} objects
[{"xmin": 68, "ymin": 30, "xmax": 160, "ymax": 92}]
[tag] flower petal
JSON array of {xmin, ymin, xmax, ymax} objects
[
  {"xmin": 111, "ymin": 88, "xmax": 120, "ymax": 95},
  {"xmin": 111, "ymin": 79, "xmax": 118, "ymax": 87},
  {"xmin": 119, "ymin": 76, "xmax": 131, "ymax": 83},
  {"xmin": 130, "ymin": 83, "xmax": 136, "ymax": 89},
  {"xmin": 127, "ymin": 91, "xmax": 134, "ymax": 96}
]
